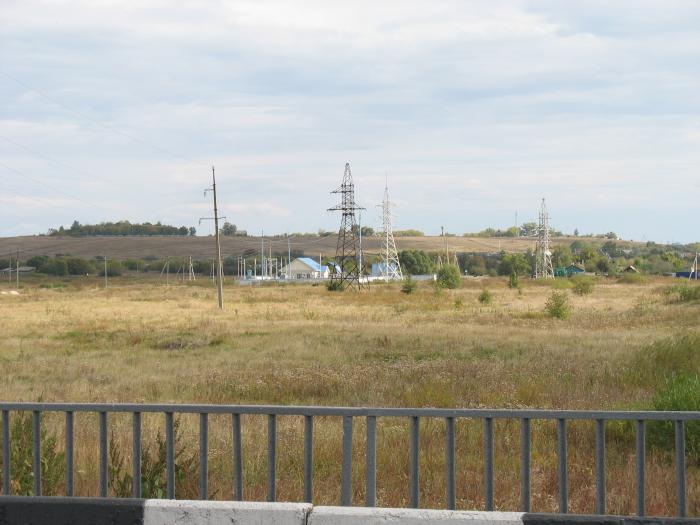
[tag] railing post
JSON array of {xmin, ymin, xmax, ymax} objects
[
  {"xmin": 410, "ymin": 416, "xmax": 420, "ymax": 508},
  {"xmin": 557, "ymin": 418, "xmax": 567, "ymax": 514},
  {"xmin": 520, "ymin": 418, "xmax": 531, "ymax": 512},
  {"xmin": 132, "ymin": 412, "xmax": 141, "ymax": 498},
  {"xmin": 267, "ymin": 414, "xmax": 276, "ymax": 502},
  {"xmin": 366, "ymin": 416, "xmax": 377, "ymax": 507},
  {"xmin": 636, "ymin": 419, "xmax": 645, "ymax": 517},
  {"xmin": 32, "ymin": 411, "xmax": 41, "ymax": 496},
  {"xmin": 595, "ymin": 419, "xmax": 606, "ymax": 515},
  {"xmin": 2, "ymin": 410, "xmax": 10, "ymax": 495},
  {"xmin": 304, "ymin": 415, "xmax": 313, "ymax": 503},
  {"xmin": 199, "ymin": 413, "xmax": 208, "ymax": 500},
  {"xmin": 675, "ymin": 420, "xmax": 686, "ymax": 517},
  {"xmin": 445, "ymin": 417, "xmax": 456, "ymax": 511},
  {"xmin": 484, "ymin": 417, "xmax": 494, "ymax": 511},
  {"xmin": 99, "ymin": 412, "xmax": 108, "ymax": 497},
  {"xmin": 341, "ymin": 415, "xmax": 353, "ymax": 506},
  {"xmin": 232, "ymin": 413, "xmax": 243, "ymax": 501},
  {"xmin": 165, "ymin": 412, "xmax": 175, "ymax": 499},
  {"xmin": 65, "ymin": 411, "xmax": 74, "ymax": 497}
]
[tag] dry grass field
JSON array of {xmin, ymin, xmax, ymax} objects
[
  {"xmin": 0, "ymin": 275, "xmax": 698, "ymax": 515},
  {"xmin": 0, "ymin": 234, "xmax": 605, "ymax": 260}
]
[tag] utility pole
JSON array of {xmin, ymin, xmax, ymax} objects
[
  {"xmin": 103, "ymin": 256, "xmax": 108, "ymax": 288},
  {"xmin": 287, "ymin": 233, "xmax": 291, "ymax": 279},
  {"xmin": 15, "ymin": 250, "xmax": 19, "ymax": 288},
  {"xmin": 202, "ymin": 166, "xmax": 225, "ymax": 309}
]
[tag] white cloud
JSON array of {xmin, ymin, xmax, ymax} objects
[{"xmin": 0, "ymin": 1, "xmax": 699, "ymax": 242}]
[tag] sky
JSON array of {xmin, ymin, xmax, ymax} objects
[{"xmin": 1, "ymin": 1, "xmax": 699, "ymax": 243}]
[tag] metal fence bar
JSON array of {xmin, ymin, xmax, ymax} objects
[
  {"xmin": 557, "ymin": 418, "xmax": 567, "ymax": 514},
  {"xmin": 341, "ymin": 415, "xmax": 353, "ymax": 506},
  {"xmin": 0, "ymin": 403, "xmax": 699, "ymax": 421},
  {"xmin": 595, "ymin": 419, "xmax": 605, "ymax": 515},
  {"xmin": 267, "ymin": 414, "xmax": 276, "ymax": 502},
  {"xmin": 675, "ymin": 420, "xmax": 686, "ymax": 517},
  {"xmin": 445, "ymin": 417, "xmax": 456, "ymax": 511},
  {"xmin": 520, "ymin": 418, "xmax": 531, "ymax": 512},
  {"xmin": 165, "ymin": 412, "xmax": 175, "ymax": 499},
  {"xmin": 366, "ymin": 416, "xmax": 377, "ymax": 507},
  {"xmin": 132, "ymin": 412, "xmax": 141, "ymax": 499},
  {"xmin": 636, "ymin": 419, "xmax": 645, "ymax": 517},
  {"xmin": 304, "ymin": 415, "xmax": 313, "ymax": 503},
  {"xmin": 410, "ymin": 416, "xmax": 420, "ymax": 508},
  {"xmin": 199, "ymin": 413, "xmax": 208, "ymax": 500},
  {"xmin": 65, "ymin": 411, "xmax": 74, "ymax": 497},
  {"xmin": 232, "ymin": 413, "xmax": 243, "ymax": 501},
  {"xmin": 32, "ymin": 410, "xmax": 41, "ymax": 496},
  {"xmin": 484, "ymin": 417, "xmax": 494, "ymax": 511},
  {"xmin": 2, "ymin": 410, "xmax": 9, "ymax": 495},
  {"xmin": 99, "ymin": 411, "xmax": 108, "ymax": 497}
]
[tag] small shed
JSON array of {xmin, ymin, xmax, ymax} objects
[
  {"xmin": 280, "ymin": 257, "xmax": 330, "ymax": 279},
  {"xmin": 555, "ymin": 264, "xmax": 585, "ymax": 277}
]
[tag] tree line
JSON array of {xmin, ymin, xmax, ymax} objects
[{"xmin": 49, "ymin": 221, "xmax": 196, "ymax": 237}]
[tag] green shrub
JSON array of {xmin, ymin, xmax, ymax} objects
[
  {"xmin": 478, "ymin": 290, "xmax": 492, "ymax": 305},
  {"xmin": 629, "ymin": 334, "xmax": 700, "ymax": 385},
  {"xmin": 545, "ymin": 291, "xmax": 571, "ymax": 319},
  {"xmin": 647, "ymin": 374, "xmax": 700, "ymax": 464},
  {"xmin": 665, "ymin": 283, "xmax": 700, "ymax": 303},
  {"xmin": 436, "ymin": 264, "xmax": 461, "ymax": 289},
  {"xmin": 401, "ymin": 275, "xmax": 418, "ymax": 294},
  {"xmin": 66, "ymin": 257, "xmax": 95, "ymax": 275},
  {"xmin": 38, "ymin": 258, "xmax": 68, "ymax": 276},
  {"xmin": 508, "ymin": 272, "xmax": 519, "ymax": 289},
  {"xmin": 99, "ymin": 260, "xmax": 122, "ymax": 277},
  {"xmin": 0, "ymin": 413, "xmax": 65, "ymax": 495},
  {"xmin": 326, "ymin": 279, "xmax": 344, "ymax": 292},
  {"xmin": 618, "ymin": 272, "xmax": 646, "ymax": 284},
  {"xmin": 109, "ymin": 419, "xmax": 198, "ymax": 498},
  {"xmin": 571, "ymin": 275, "xmax": 594, "ymax": 296}
]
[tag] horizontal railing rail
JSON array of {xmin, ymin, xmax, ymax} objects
[{"xmin": 1, "ymin": 403, "xmax": 697, "ymax": 518}]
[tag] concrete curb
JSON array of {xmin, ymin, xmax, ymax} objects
[
  {"xmin": 308, "ymin": 506, "xmax": 524, "ymax": 524},
  {"xmin": 0, "ymin": 497, "xmax": 697, "ymax": 525}
]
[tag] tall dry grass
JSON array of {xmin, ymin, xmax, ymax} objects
[{"xmin": 0, "ymin": 275, "xmax": 698, "ymax": 515}]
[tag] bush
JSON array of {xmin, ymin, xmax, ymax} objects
[
  {"xmin": 326, "ymin": 279, "xmax": 344, "ymax": 292},
  {"xmin": 0, "ymin": 413, "xmax": 65, "ymax": 495},
  {"xmin": 618, "ymin": 272, "xmax": 646, "ymax": 284},
  {"xmin": 571, "ymin": 275, "xmax": 594, "ymax": 296},
  {"xmin": 478, "ymin": 290, "xmax": 492, "ymax": 304},
  {"xmin": 545, "ymin": 291, "xmax": 571, "ymax": 319},
  {"xmin": 109, "ymin": 419, "xmax": 198, "ymax": 498},
  {"xmin": 436, "ymin": 264, "xmax": 461, "ymax": 289},
  {"xmin": 38, "ymin": 258, "xmax": 68, "ymax": 276},
  {"xmin": 99, "ymin": 260, "xmax": 122, "ymax": 277},
  {"xmin": 508, "ymin": 272, "xmax": 519, "ymax": 289},
  {"xmin": 647, "ymin": 374, "xmax": 700, "ymax": 464},
  {"xmin": 66, "ymin": 257, "xmax": 95, "ymax": 275},
  {"xmin": 401, "ymin": 275, "xmax": 417, "ymax": 294},
  {"xmin": 665, "ymin": 283, "xmax": 700, "ymax": 303}
]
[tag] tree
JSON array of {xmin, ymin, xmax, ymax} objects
[
  {"xmin": 520, "ymin": 222, "xmax": 538, "ymax": 236},
  {"xmin": 38, "ymin": 258, "xmax": 68, "ymax": 276},
  {"xmin": 188, "ymin": 227, "xmax": 196, "ymax": 236},
  {"xmin": 573, "ymin": 228, "xmax": 579, "ymax": 237},
  {"xmin": 66, "ymin": 257, "xmax": 95, "ymax": 275},
  {"xmin": 497, "ymin": 253, "xmax": 531, "ymax": 276},
  {"xmin": 221, "ymin": 222, "xmax": 237, "ymax": 236},
  {"xmin": 551, "ymin": 245, "xmax": 572, "ymax": 268},
  {"xmin": 399, "ymin": 250, "xmax": 434, "ymax": 275},
  {"xmin": 360, "ymin": 226, "xmax": 375, "ymax": 237},
  {"xmin": 436, "ymin": 264, "xmax": 461, "ymax": 289}
]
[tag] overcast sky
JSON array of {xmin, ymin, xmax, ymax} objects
[{"xmin": 1, "ymin": 1, "xmax": 699, "ymax": 242}]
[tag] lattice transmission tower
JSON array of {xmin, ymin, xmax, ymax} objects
[
  {"xmin": 378, "ymin": 177, "xmax": 403, "ymax": 281},
  {"xmin": 534, "ymin": 198, "xmax": 554, "ymax": 279},
  {"xmin": 328, "ymin": 163, "xmax": 366, "ymax": 290}
]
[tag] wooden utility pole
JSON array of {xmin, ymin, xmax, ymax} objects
[
  {"xmin": 202, "ymin": 166, "xmax": 224, "ymax": 309},
  {"xmin": 103, "ymin": 256, "xmax": 108, "ymax": 288},
  {"xmin": 15, "ymin": 250, "xmax": 19, "ymax": 288}
]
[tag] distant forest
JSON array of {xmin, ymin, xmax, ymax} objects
[{"xmin": 49, "ymin": 220, "xmax": 196, "ymax": 237}]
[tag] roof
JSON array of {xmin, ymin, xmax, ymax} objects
[{"xmin": 296, "ymin": 257, "xmax": 325, "ymax": 272}]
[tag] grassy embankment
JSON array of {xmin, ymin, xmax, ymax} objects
[{"xmin": 0, "ymin": 275, "xmax": 698, "ymax": 515}]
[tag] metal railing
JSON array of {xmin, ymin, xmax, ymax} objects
[{"xmin": 0, "ymin": 403, "xmax": 697, "ymax": 517}]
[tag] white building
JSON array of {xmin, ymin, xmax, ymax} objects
[{"xmin": 281, "ymin": 257, "xmax": 331, "ymax": 279}]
